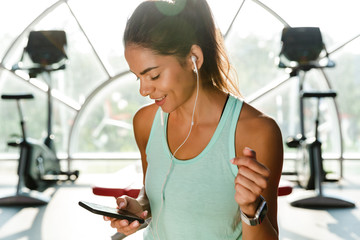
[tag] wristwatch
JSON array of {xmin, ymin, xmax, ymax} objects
[{"xmin": 240, "ymin": 195, "xmax": 268, "ymax": 226}]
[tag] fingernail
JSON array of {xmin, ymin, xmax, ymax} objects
[
  {"xmin": 133, "ymin": 221, "xmax": 139, "ymax": 227},
  {"xmin": 143, "ymin": 210, "xmax": 148, "ymax": 217},
  {"xmin": 230, "ymin": 159, "xmax": 235, "ymax": 164},
  {"xmin": 120, "ymin": 220, "xmax": 128, "ymax": 226},
  {"xmin": 245, "ymin": 147, "xmax": 255, "ymax": 154},
  {"xmin": 119, "ymin": 202, "xmax": 125, "ymax": 209}
]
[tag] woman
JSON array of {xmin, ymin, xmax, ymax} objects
[{"xmin": 105, "ymin": 0, "xmax": 283, "ymax": 239}]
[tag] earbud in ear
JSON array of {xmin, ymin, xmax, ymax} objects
[
  {"xmin": 191, "ymin": 56, "xmax": 198, "ymax": 73},
  {"xmin": 191, "ymin": 55, "xmax": 197, "ymax": 63}
]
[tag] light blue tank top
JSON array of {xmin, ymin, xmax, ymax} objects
[{"xmin": 144, "ymin": 95, "xmax": 243, "ymax": 240}]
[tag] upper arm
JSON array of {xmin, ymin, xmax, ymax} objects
[
  {"xmin": 133, "ymin": 104, "xmax": 158, "ymax": 184},
  {"xmin": 254, "ymin": 116, "xmax": 283, "ymax": 232},
  {"xmin": 236, "ymin": 103, "xmax": 283, "ymax": 232}
]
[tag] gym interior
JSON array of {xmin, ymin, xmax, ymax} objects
[{"xmin": 1, "ymin": 0, "xmax": 359, "ymax": 239}]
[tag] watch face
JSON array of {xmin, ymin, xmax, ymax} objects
[
  {"xmin": 257, "ymin": 200, "xmax": 268, "ymax": 225},
  {"xmin": 240, "ymin": 196, "xmax": 268, "ymax": 226}
]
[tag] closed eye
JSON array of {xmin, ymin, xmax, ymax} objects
[{"xmin": 151, "ymin": 74, "xmax": 160, "ymax": 80}]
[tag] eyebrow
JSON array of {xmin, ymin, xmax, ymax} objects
[{"xmin": 140, "ymin": 66, "xmax": 159, "ymax": 75}]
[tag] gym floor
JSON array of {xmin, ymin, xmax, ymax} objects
[{"xmin": 0, "ymin": 159, "xmax": 359, "ymax": 240}]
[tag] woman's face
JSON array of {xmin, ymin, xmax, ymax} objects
[{"xmin": 125, "ymin": 44, "xmax": 196, "ymax": 113}]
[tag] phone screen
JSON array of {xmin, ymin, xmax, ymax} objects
[{"xmin": 78, "ymin": 201, "xmax": 145, "ymax": 224}]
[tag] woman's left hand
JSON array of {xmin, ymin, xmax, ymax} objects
[{"xmin": 231, "ymin": 147, "xmax": 271, "ymax": 216}]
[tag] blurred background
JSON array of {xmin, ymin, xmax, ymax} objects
[
  {"xmin": 1, "ymin": 0, "xmax": 360, "ymax": 170},
  {"xmin": 0, "ymin": 0, "xmax": 359, "ymax": 239}
]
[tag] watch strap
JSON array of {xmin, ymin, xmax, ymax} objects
[{"xmin": 240, "ymin": 195, "xmax": 268, "ymax": 226}]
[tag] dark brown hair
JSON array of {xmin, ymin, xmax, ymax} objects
[{"xmin": 124, "ymin": 0, "xmax": 240, "ymax": 97}]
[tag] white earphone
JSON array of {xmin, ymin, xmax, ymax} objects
[
  {"xmin": 154, "ymin": 55, "xmax": 200, "ymax": 239},
  {"xmin": 191, "ymin": 55, "xmax": 198, "ymax": 74}
]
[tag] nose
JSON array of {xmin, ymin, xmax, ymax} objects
[{"xmin": 139, "ymin": 79, "xmax": 154, "ymax": 97}]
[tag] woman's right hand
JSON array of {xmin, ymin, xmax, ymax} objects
[{"xmin": 104, "ymin": 196, "xmax": 148, "ymax": 236}]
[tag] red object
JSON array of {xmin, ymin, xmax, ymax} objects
[
  {"xmin": 278, "ymin": 178, "xmax": 293, "ymax": 196},
  {"xmin": 92, "ymin": 187, "xmax": 140, "ymax": 198},
  {"xmin": 92, "ymin": 182, "xmax": 292, "ymax": 198},
  {"xmin": 277, "ymin": 185, "xmax": 293, "ymax": 196}
]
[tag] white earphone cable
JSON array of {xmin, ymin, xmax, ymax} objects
[{"xmin": 151, "ymin": 58, "xmax": 199, "ymax": 240}]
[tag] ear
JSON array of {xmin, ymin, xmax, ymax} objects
[{"xmin": 188, "ymin": 44, "xmax": 204, "ymax": 72}]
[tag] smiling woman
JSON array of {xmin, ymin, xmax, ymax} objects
[
  {"xmin": 1, "ymin": 0, "xmax": 360, "ymax": 240},
  {"xmin": 103, "ymin": 1, "xmax": 283, "ymax": 239},
  {"xmin": 0, "ymin": 0, "xmax": 359, "ymax": 190}
]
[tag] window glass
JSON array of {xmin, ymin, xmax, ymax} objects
[
  {"xmin": 67, "ymin": 0, "xmax": 143, "ymax": 76},
  {"xmin": 0, "ymin": 0, "xmax": 57, "ymax": 59},
  {"xmin": 0, "ymin": 69, "xmax": 77, "ymax": 154},
  {"xmin": 69, "ymin": 73, "xmax": 151, "ymax": 156},
  {"xmin": 225, "ymin": 0, "xmax": 358, "ymax": 160},
  {"xmin": 261, "ymin": 0, "xmax": 360, "ymax": 51},
  {"xmin": 1, "ymin": 0, "xmax": 359, "ymax": 162},
  {"xmin": 0, "ymin": 70, "xmax": 48, "ymax": 153},
  {"xmin": 325, "ymin": 38, "xmax": 360, "ymax": 156},
  {"xmin": 250, "ymin": 76, "xmax": 299, "ymax": 153},
  {"xmin": 224, "ymin": 0, "xmax": 286, "ymax": 97}
]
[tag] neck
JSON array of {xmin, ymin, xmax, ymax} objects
[{"xmin": 171, "ymin": 88, "xmax": 228, "ymax": 125}]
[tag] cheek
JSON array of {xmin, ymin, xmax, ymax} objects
[
  {"xmin": 159, "ymin": 69, "xmax": 184, "ymax": 91},
  {"xmin": 167, "ymin": 74, "xmax": 193, "ymax": 96},
  {"xmin": 159, "ymin": 62, "xmax": 195, "ymax": 97}
]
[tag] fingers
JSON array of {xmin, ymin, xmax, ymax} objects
[
  {"xmin": 116, "ymin": 197, "xmax": 127, "ymax": 209},
  {"xmin": 235, "ymin": 167, "xmax": 267, "ymax": 195},
  {"xmin": 234, "ymin": 180, "xmax": 258, "ymax": 204},
  {"xmin": 116, "ymin": 196, "xmax": 143, "ymax": 216},
  {"xmin": 231, "ymin": 148, "xmax": 270, "ymax": 178},
  {"xmin": 105, "ymin": 197, "xmax": 148, "ymax": 236},
  {"xmin": 110, "ymin": 219, "xmax": 141, "ymax": 235},
  {"xmin": 243, "ymin": 147, "xmax": 256, "ymax": 158},
  {"xmin": 104, "ymin": 216, "xmax": 143, "ymax": 236},
  {"xmin": 140, "ymin": 210, "xmax": 149, "ymax": 219},
  {"xmin": 231, "ymin": 147, "xmax": 271, "ymax": 213}
]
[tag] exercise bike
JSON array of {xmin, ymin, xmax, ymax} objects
[
  {"xmin": 0, "ymin": 30, "xmax": 79, "ymax": 206},
  {"xmin": 290, "ymin": 91, "xmax": 354, "ymax": 208},
  {"xmin": 286, "ymin": 70, "xmax": 338, "ymax": 191},
  {"xmin": 278, "ymin": 27, "xmax": 355, "ymax": 208}
]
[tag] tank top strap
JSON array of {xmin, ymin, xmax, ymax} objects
[{"xmin": 226, "ymin": 96, "xmax": 244, "ymax": 176}]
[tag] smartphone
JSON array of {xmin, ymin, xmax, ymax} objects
[{"xmin": 78, "ymin": 201, "xmax": 145, "ymax": 224}]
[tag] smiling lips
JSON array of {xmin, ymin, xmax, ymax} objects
[{"xmin": 154, "ymin": 96, "xmax": 166, "ymax": 106}]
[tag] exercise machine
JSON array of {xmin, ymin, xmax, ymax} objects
[
  {"xmin": 0, "ymin": 31, "xmax": 79, "ymax": 206},
  {"xmin": 290, "ymin": 91, "xmax": 354, "ymax": 208},
  {"xmin": 278, "ymin": 27, "xmax": 355, "ymax": 208}
]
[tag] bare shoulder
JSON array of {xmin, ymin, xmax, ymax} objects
[
  {"xmin": 237, "ymin": 102, "xmax": 282, "ymax": 136},
  {"xmin": 133, "ymin": 103, "xmax": 158, "ymax": 127},
  {"xmin": 133, "ymin": 103, "xmax": 159, "ymax": 150},
  {"xmin": 236, "ymin": 102, "xmax": 283, "ymax": 163}
]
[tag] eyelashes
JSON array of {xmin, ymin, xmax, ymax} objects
[
  {"xmin": 135, "ymin": 74, "xmax": 160, "ymax": 81},
  {"xmin": 151, "ymin": 74, "xmax": 160, "ymax": 80}
]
